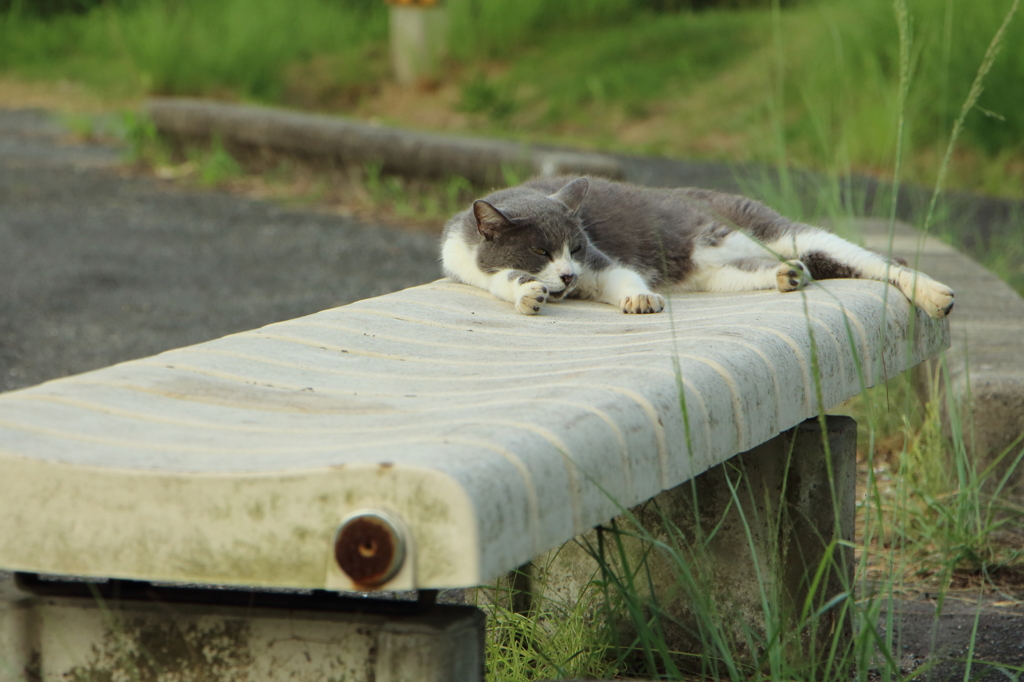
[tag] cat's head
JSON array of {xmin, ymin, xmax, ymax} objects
[{"xmin": 472, "ymin": 177, "xmax": 590, "ymax": 299}]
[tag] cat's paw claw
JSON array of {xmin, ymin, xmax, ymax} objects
[
  {"xmin": 620, "ymin": 293, "xmax": 665, "ymax": 314},
  {"xmin": 515, "ymin": 281, "xmax": 549, "ymax": 315},
  {"xmin": 777, "ymin": 260, "xmax": 811, "ymax": 293}
]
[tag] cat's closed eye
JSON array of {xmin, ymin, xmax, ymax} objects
[{"xmin": 570, "ymin": 246, "xmax": 582, "ymax": 255}]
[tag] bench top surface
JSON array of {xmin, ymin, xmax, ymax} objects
[{"xmin": 0, "ymin": 279, "xmax": 948, "ymax": 590}]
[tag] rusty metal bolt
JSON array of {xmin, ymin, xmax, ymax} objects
[{"xmin": 334, "ymin": 511, "xmax": 406, "ymax": 588}]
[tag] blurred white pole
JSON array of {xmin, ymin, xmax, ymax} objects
[{"xmin": 388, "ymin": 1, "xmax": 449, "ymax": 86}]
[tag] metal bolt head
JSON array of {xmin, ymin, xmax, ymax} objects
[{"xmin": 334, "ymin": 511, "xmax": 406, "ymax": 588}]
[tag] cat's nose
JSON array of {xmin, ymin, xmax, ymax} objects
[{"xmin": 560, "ymin": 274, "xmax": 575, "ymax": 286}]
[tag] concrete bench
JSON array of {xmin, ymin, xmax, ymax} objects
[{"xmin": 0, "ymin": 277, "xmax": 947, "ymax": 681}]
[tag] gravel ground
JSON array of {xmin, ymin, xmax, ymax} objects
[{"xmin": 1, "ymin": 107, "xmax": 1021, "ymax": 680}]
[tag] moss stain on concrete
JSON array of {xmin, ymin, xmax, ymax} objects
[{"xmin": 66, "ymin": 617, "xmax": 253, "ymax": 682}]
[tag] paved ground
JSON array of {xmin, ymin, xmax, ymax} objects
[
  {"xmin": 884, "ymin": 595, "xmax": 1024, "ymax": 681},
  {"xmin": 1, "ymin": 108, "xmax": 1022, "ymax": 680},
  {"xmin": 0, "ymin": 109, "xmax": 441, "ymax": 393}
]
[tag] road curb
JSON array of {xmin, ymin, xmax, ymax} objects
[{"xmin": 145, "ymin": 98, "xmax": 625, "ymax": 186}]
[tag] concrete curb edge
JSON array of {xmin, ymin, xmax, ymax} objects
[{"xmin": 144, "ymin": 98, "xmax": 625, "ymax": 186}]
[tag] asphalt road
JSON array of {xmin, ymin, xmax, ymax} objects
[{"xmin": 0, "ymin": 109, "xmax": 441, "ymax": 393}]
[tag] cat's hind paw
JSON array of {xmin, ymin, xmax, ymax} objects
[
  {"xmin": 776, "ymin": 260, "xmax": 811, "ymax": 293},
  {"xmin": 515, "ymin": 280, "xmax": 549, "ymax": 315},
  {"xmin": 620, "ymin": 293, "xmax": 665, "ymax": 314},
  {"xmin": 912, "ymin": 279, "xmax": 955, "ymax": 318}
]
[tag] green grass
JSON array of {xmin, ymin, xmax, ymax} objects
[
  {"xmin": 3, "ymin": 0, "xmax": 1022, "ymax": 197},
  {"xmin": 784, "ymin": 0, "xmax": 1024, "ymax": 187},
  {"xmin": 479, "ymin": 355, "xmax": 1024, "ymax": 682},
  {"xmin": 483, "ymin": 567, "xmax": 620, "ymax": 681},
  {"xmin": 0, "ymin": 0, "xmax": 386, "ymax": 100},
  {"xmin": 438, "ymin": 0, "xmax": 1024, "ymax": 201},
  {"xmin": 443, "ymin": 0, "xmax": 643, "ymax": 62},
  {"xmin": 489, "ymin": 10, "xmax": 768, "ymax": 130}
]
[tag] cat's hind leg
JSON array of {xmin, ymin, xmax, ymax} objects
[
  {"xmin": 765, "ymin": 229, "xmax": 954, "ymax": 318},
  {"xmin": 684, "ymin": 189, "xmax": 953, "ymax": 316}
]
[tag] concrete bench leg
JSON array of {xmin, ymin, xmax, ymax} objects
[
  {"xmin": 495, "ymin": 416, "xmax": 856, "ymax": 671},
  {"xmin": 0, "ymin": 575, "xmax": 484, "ymax": 682}
]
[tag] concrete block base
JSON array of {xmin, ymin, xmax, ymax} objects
[
  {"xmin": 0, "ymin": 575, "xmax": 483, "ymax": 682},
  {"xmin": 485, "ymin": 416, "xmax": 856, "ymax": 671}
]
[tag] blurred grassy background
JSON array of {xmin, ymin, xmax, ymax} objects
[{"xmin": 1, "ymin": 0, "xmax": 1021, "ymax": 196}]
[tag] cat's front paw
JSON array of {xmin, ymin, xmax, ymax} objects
[
  {"xmin": 620, "ymin": 293, "xmax": 665, "ymax": 314},
  {"xmin": 776, "ymin": 260, "xmax": 811, "ymax": 293},
  {"xmin": 515, "ymin": 280, "xmax": 549, "ymax": 315}
]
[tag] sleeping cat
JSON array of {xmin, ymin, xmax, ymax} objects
[{"xmin": 440, "ymin": 176, "xmax": 954, "ymax": 318}]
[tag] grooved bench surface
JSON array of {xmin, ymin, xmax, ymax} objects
[{"xmin": 0, "ymin": 279, "xmax": 948, "ymax": 590}]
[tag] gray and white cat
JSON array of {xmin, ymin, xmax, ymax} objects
[{"xmin": 441, "ymin": 176, "xmax": 954, "ymax": 318}]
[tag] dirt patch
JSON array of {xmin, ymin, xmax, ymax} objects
[
  {"xmin": 0, "ymin": 76, "xmax": 133, "ymax": 113},
  {"xmin": 120, "ymin": 150, "xmax": 463, "ymax": 234}
]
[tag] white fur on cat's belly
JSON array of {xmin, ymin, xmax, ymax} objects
[
  {"xmin": 673, "ymin": 265, "xmax": 778, "ymax": 293},
  {"xmin": 701, "ymin": 230, "xmax": 773, "ymax": 265},
  {"xmin": 675, "ymin": 231, "xmax": 779, "ymax": 293}
]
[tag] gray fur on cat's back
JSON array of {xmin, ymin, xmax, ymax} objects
[{"xmin": 444, "ymin": 175, "xmax": 800, "ymax": 288}]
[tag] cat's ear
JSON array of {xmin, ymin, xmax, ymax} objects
[
  {"xmin": 549, "ymin": 177, "xmax": 589, "ymax": 215},
  {"xmin": 473, "ymin": 200, "xmax": 515, "ymax": 240}
]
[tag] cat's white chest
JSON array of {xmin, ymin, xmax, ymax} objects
[{"xmin": 441, "ymin": 237, "xmax": 489, "ymax": 290}]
